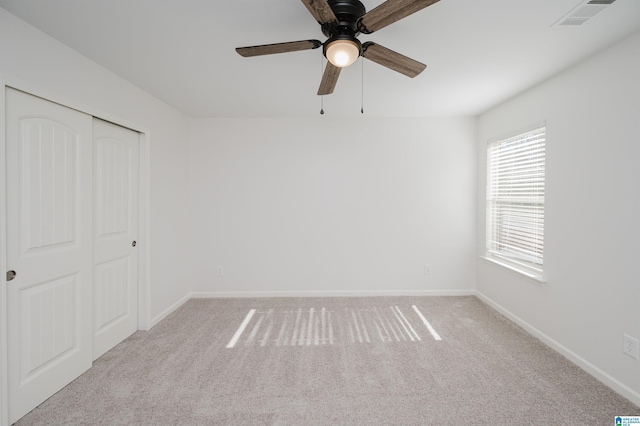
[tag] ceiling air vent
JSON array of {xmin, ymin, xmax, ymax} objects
[{"xmin": 552, "ymin": 0, "xmax": 617, "ymax": 27}]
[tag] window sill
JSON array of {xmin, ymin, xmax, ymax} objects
[{"xmin": 480, "ymin": 256, "xmax": 547, "ymax": 287}]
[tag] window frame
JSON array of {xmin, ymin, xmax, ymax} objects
[{"xmin": 484, "ymin": 122, "xmax": 547, "ymax": 284}]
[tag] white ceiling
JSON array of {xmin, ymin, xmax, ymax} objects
[{"xmin": 1, "ymin": 0, "xmax": 639, "ymax": 117}]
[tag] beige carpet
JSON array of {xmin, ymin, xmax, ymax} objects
[{"xmin": 16, "ymin": 296, "xmax": 639, "ymax": 425}]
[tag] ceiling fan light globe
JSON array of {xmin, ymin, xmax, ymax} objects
[{"xmin": 326, "ymin": 39, "xmax": 360, "ymax": 68}]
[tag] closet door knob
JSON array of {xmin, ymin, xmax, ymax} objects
[
  {"xmin": 132, "ymin": 241, "xmax": 137, "ymax": 247},
  {"xmin": 6, "ymin": 270, "xmax": 16, "ymax": 281}
]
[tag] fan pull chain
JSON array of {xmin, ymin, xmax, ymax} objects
[
  {"xmin": 361, "ymin": 57, "xmax": 364, "ymax": 114},
  {"xmin": 320, "ymin": 52, "xmax": 325, "ymax": 115}
]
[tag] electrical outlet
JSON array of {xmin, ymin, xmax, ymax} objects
[
  {"xmin": 424, "ymin": 264, "xmax": 432, "ymax": 275},
  {"xmin": 623, "ymin": 334, "xmax": 639, "ymax": 360},
  {"xmin": 216, "ymin": 266, "xmax": 224, "ymax": 277}
]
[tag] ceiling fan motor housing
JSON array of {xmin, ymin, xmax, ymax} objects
[{"xmin": 322, "ymin": 0, "xmax": 366, "ymax": 37}]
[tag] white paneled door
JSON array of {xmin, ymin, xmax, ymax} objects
[
  {"xmin": 5, "ymin": 88, "xmax": 94, "ymax": 423},
  {"xmin": 92, "ymin": 118, "xmax": 139, "ymax": 360},
  {"xmin": 5, "ymin": 90, "xmax": 140, "ymax": 423}
]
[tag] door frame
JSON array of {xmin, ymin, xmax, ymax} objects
[{"xmin": 0, "ymin": 79, "xmax": 152, "ymax": 426}]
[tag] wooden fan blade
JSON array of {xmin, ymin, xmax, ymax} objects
[
  {"xmin": 317, "ymin": 62, "xmax": 342, "ymax": 95},
  {"xmin": 362, "ymin": 42, "xmax": 426, "ymax": 77},
  {"xmin": 300, "ymin": 0, "xmax": 338, "ymax": 25},
  {"xmin": 359, "ymin": 0, "xmax": 440, "ymax": 33},
  {"xmin": 236, "ymin": 40, "xmax": 322, "ymax": 57}
]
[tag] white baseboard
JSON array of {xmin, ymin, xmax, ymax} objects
[
  {"xmin": 149, "ymin": 292, "xmax": 192, "ymax": 329},
  {"xmin": 190, "ymin": 289, "xmax": 477, "ymax": 298},
  {"xmin": 152, "ymin": 290, "xmax": 475, "ymax": 327},
  {"xmin": 476, "ymin": 291, "xmax": 640, "ymax": 407}
]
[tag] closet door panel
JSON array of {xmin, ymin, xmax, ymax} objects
[
  {"xmin": 6, "ymin": 88, "xmax": 93, "ymax": 424},
  {"xmin": 92, "ymin": 118, "xmax": 139, "ymax": 360}
]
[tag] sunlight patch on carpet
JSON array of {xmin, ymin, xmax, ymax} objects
[{"xmin": 226, "ymin": 305, "xmax": 442, "ymax": 348}]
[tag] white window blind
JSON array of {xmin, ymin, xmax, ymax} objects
[{"xmin": 486, "ymin": 125, "xmax": 546, "ymax": 270}]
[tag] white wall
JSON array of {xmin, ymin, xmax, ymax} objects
[
  {"xmin": 189, "ymin": 117, "xmax": 477, "ymax": 295},
  {"xmin": 0, "ymin": 8, "xmax": 192, "ymax": 323},
  {"xmin": 476, "ymin": 31, "xmax": 640, "ymax": 403}
]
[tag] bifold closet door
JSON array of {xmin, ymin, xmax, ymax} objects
[
  {"xmin": 92, "ymin": 118, "xmax": 139, "ymax": 360},
  {"xmin": 5, "ymin": 88, "xmax": 94, "ymax": 424}
]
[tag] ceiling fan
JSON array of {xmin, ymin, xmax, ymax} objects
[{"xmin": 236, "ymin": 0, "xmax": 440, "ymax": 95}]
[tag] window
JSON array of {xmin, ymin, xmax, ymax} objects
[{"xmin": 486, "ymin": 124, "xmax": 546, "ymax": 280}]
